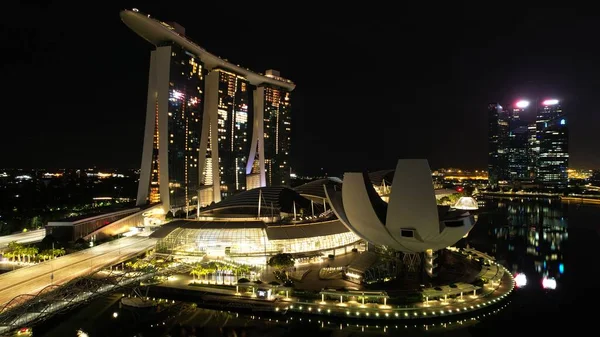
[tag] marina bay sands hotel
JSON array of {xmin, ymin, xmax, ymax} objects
[{"xmin": 121, "ymin": 9, "xmax": 295, "ymax": 213}]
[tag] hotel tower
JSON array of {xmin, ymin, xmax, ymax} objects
[{"xmin": 121, "ymin": 9, "xmax": 295, "ymax": 213}]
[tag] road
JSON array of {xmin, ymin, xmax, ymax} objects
[
  {"xmin": 0, "ymin": 229, "xmax": 46, "ymax": 249},
  {"xmin": 0, "ymin": 236, "xmax": 157, "ymax": 307}
]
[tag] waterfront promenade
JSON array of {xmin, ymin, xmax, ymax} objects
[{"xmin": 149, "ymin": 248, "xmax": 514, "ymax": 321}]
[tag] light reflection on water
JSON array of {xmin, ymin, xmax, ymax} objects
[
  {"xmin": 35, "ymin": 199, "xmax": 600, "ymax": 336},
  {"xmin": 468, "ymin": 198, "xmax": 569, "ymax": 292}
]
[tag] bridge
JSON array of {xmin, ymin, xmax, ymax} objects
[
  {"xmin": 0, "ymin": 260, "xmax": 191, "ymax": 335},
  {"xmin": 0, "ymin": 236, "xmax": 157, "ymax": 308},
  {"xmin": 0, "ymin": 229, "xmax": 46, "ymax": 250}
]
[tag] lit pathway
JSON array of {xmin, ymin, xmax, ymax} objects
[
  {"xmin": 154, "ymin": 248, "xmax": 513, "ymax": 321},
  {"xmin": 284, "ymin": 260, "xmax": 513, "ymax": 320}
]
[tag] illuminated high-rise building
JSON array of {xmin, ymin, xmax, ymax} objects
[
  {"xmin": 536, "ymin": 100, "xmax": 568, "ymax": 190},
  {"xmin": 507, "ymin": 104, "xmax": 531, "ymax": 182},
  {"xmin": 488, "ymin": 103, "xmax": 509, "ymax": 187},
  {"xmin": 121, "ymin": 9, "xmax": 295, "ymax": 212},
  {"xmin": 262, "ymin": 71, "xmax": 292, "ymax": 187},
  {"xmin": 527, "ymin": 122, "xmax": 538, "ymax": 179}
]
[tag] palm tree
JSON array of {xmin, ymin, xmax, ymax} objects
[
  {"xmin": 7, "ymin": 242, "xmax": 24, "ymax": 262},
  {"xmin": 234, "ymin": 264, "xmax": 251, "ymax": 280},
  {"xmin": 52, "ymin": 247, "xmax": 66, "ymax": 258},
  {"xmin": 204, "ymin": 262, "xmax": 221, "ymax": 283},
  {"xmin": 26, "ymin": 246, "xmax": 39, "ymax": 263},
  {"xmin": 39, "ymin": 249, "xmax": 52, "ymax": 262},
  {"xmin": 191, "ymin": 265, "xmax": 212, "ymax": 283},
  {"xmin": 190, "ymin": 265, "xmax": 204, "ymax": 282},
  {"xmin": 4, "ymin": 250, "xmax": 15, "ymax": 262}
]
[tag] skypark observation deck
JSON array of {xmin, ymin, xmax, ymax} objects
[{"xmin": 120, "ymin": 9, "xmax": 295, "ymax": 91}]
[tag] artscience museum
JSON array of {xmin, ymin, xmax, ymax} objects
[{"xmin": 326, "ymin": 159, "xmax": 477, "ymax": 253}]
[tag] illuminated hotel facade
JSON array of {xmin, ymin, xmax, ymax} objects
[{"xmin": 121, "ymin": 9, "xmax": 295, "ymax": 212}]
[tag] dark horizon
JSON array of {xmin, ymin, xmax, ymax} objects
[{"xmin": 3, "ymin": 4, "xmax": 600, "ymax": 174}]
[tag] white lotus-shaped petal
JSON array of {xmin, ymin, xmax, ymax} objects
[{"xmin": 325, "ymin": 159, "xmax": 476, "ymax": 253}]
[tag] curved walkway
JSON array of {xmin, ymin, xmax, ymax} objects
[
  {"xmin": 286, "ymin": 260, "xmax": 513, "ymax": 320},
  {"xmin": 156, "ymin": 248, "xmax": 514, "ymax": 321}
]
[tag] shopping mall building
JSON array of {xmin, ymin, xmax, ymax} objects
[{"xmin": 150, "ymin": 179, "xmax": 364, "ymax": 265}]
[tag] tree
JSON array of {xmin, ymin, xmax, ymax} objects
[
  {"xmin": 190, "ymin": 264, "xmax": 210, "ymax": 282},
  {"xmin": 0, "ymin": 220, "xmax": 11, "ymax": 236},
  {"xmin": 438, "ymin": 196, "xmax": 451, "ymax": 205},
  {"xmin": 206, "ymin": 262, "xmax": 229, "ymax": 284},
  {"xmin": 30, "ymin": 216, "xmax": 44, "ymax": 229},
  {"xmin": 3, "ymin": 250, "xmax": 16, "ymax": 262},
  {"xmin": 268, "ymin": 253, "xmax": 295, "ymax": 271},
  {"xmin": 53, "ymin": 247, "xmax": 66, "ymax": 258},
  {"xmin": 125, "ymin": 258, "xmax": 153, "ymax": 271},
  {"xmin": 447, "ymin": 192, "xmax": 465, "ymax": 204},
  {"xmin": 6, "ymin": 241, "xmax": 24, "ymax": 262},
  {"xmin": 39, "ymin": 249, "xmax": 53, "ymax": 262},
  {"xmin": 234, "ymin": 264, "xmax": 251, "ymax": 279},
  {"xmin": 24, "ymin": 246, "xmax": 39, "ymax": 263}
]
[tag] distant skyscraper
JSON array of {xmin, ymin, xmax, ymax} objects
[
  {"xmin": 507, "ymin": 106, "xmax": 530, "ymax": 182},
  {"xmin": 527, "ymin": 122, "xmax": 538, "ymax": 179},
  {"xmin": 121, "ymin": 10, "xmax": 295, "ymax": 212},
  {"xmin": 536, "ymin": 100, "xmax": 568, "ymax": 189},
  {"xmin": 488, "ymin": 103, "xmax": 509, "ymax": 187}
]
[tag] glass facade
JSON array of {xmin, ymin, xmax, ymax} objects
[
  {"xmin": 536, "ymin": 103, "xmax": 568, "ymax": 190},
  {"xmin": 263, "ymin": 85, "xmax": 292, "ymax": 187},
  {"xmin": 538, "ymin": 125, "xmax": 569, "ymax": 189},
  {"xmin": 155, "ymin": 226, "xmax": 360, "ymax": 265},
  {"xmin": 216, "ymin": 70, "xmax": 250, "ymax": 198},
  {"xmin": 487, "ymin": 103, "xmax": 509, "ymax": 186},
  {"xmin": 507, "ymin": 108, "xmax": 530, "ymax": 181},
  {"xmin": 508, "ymin": 126, "xmax": 530, "ymax": 180},
  {"xmin": 166, "ymin": 44, "xmax": 204, "ymax": 209}
]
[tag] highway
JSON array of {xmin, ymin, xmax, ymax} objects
[
  {"xmin": 0, "ymin": 236, "xmax": 157, "ymax": 307},
  {"xmin": 0, "ymin": 229, "xmax": 46, "ymax": 249}
]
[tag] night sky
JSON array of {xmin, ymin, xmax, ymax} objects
[{"xmin": 2, "ymin": 4, "xmax": 600, "ymax": 175}]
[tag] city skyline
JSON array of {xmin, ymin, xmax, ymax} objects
[
  {"xmin": 3, "ymin": 4, "xmax": 600, "ymax": 173},
  {"xmin": 488, "ymin": 99, "xmax": 568, "ymax": 190}
]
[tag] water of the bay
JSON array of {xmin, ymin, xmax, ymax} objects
[{"xmin": 33, "ymin": 198, "xmax": 600, "ymax": 336}]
